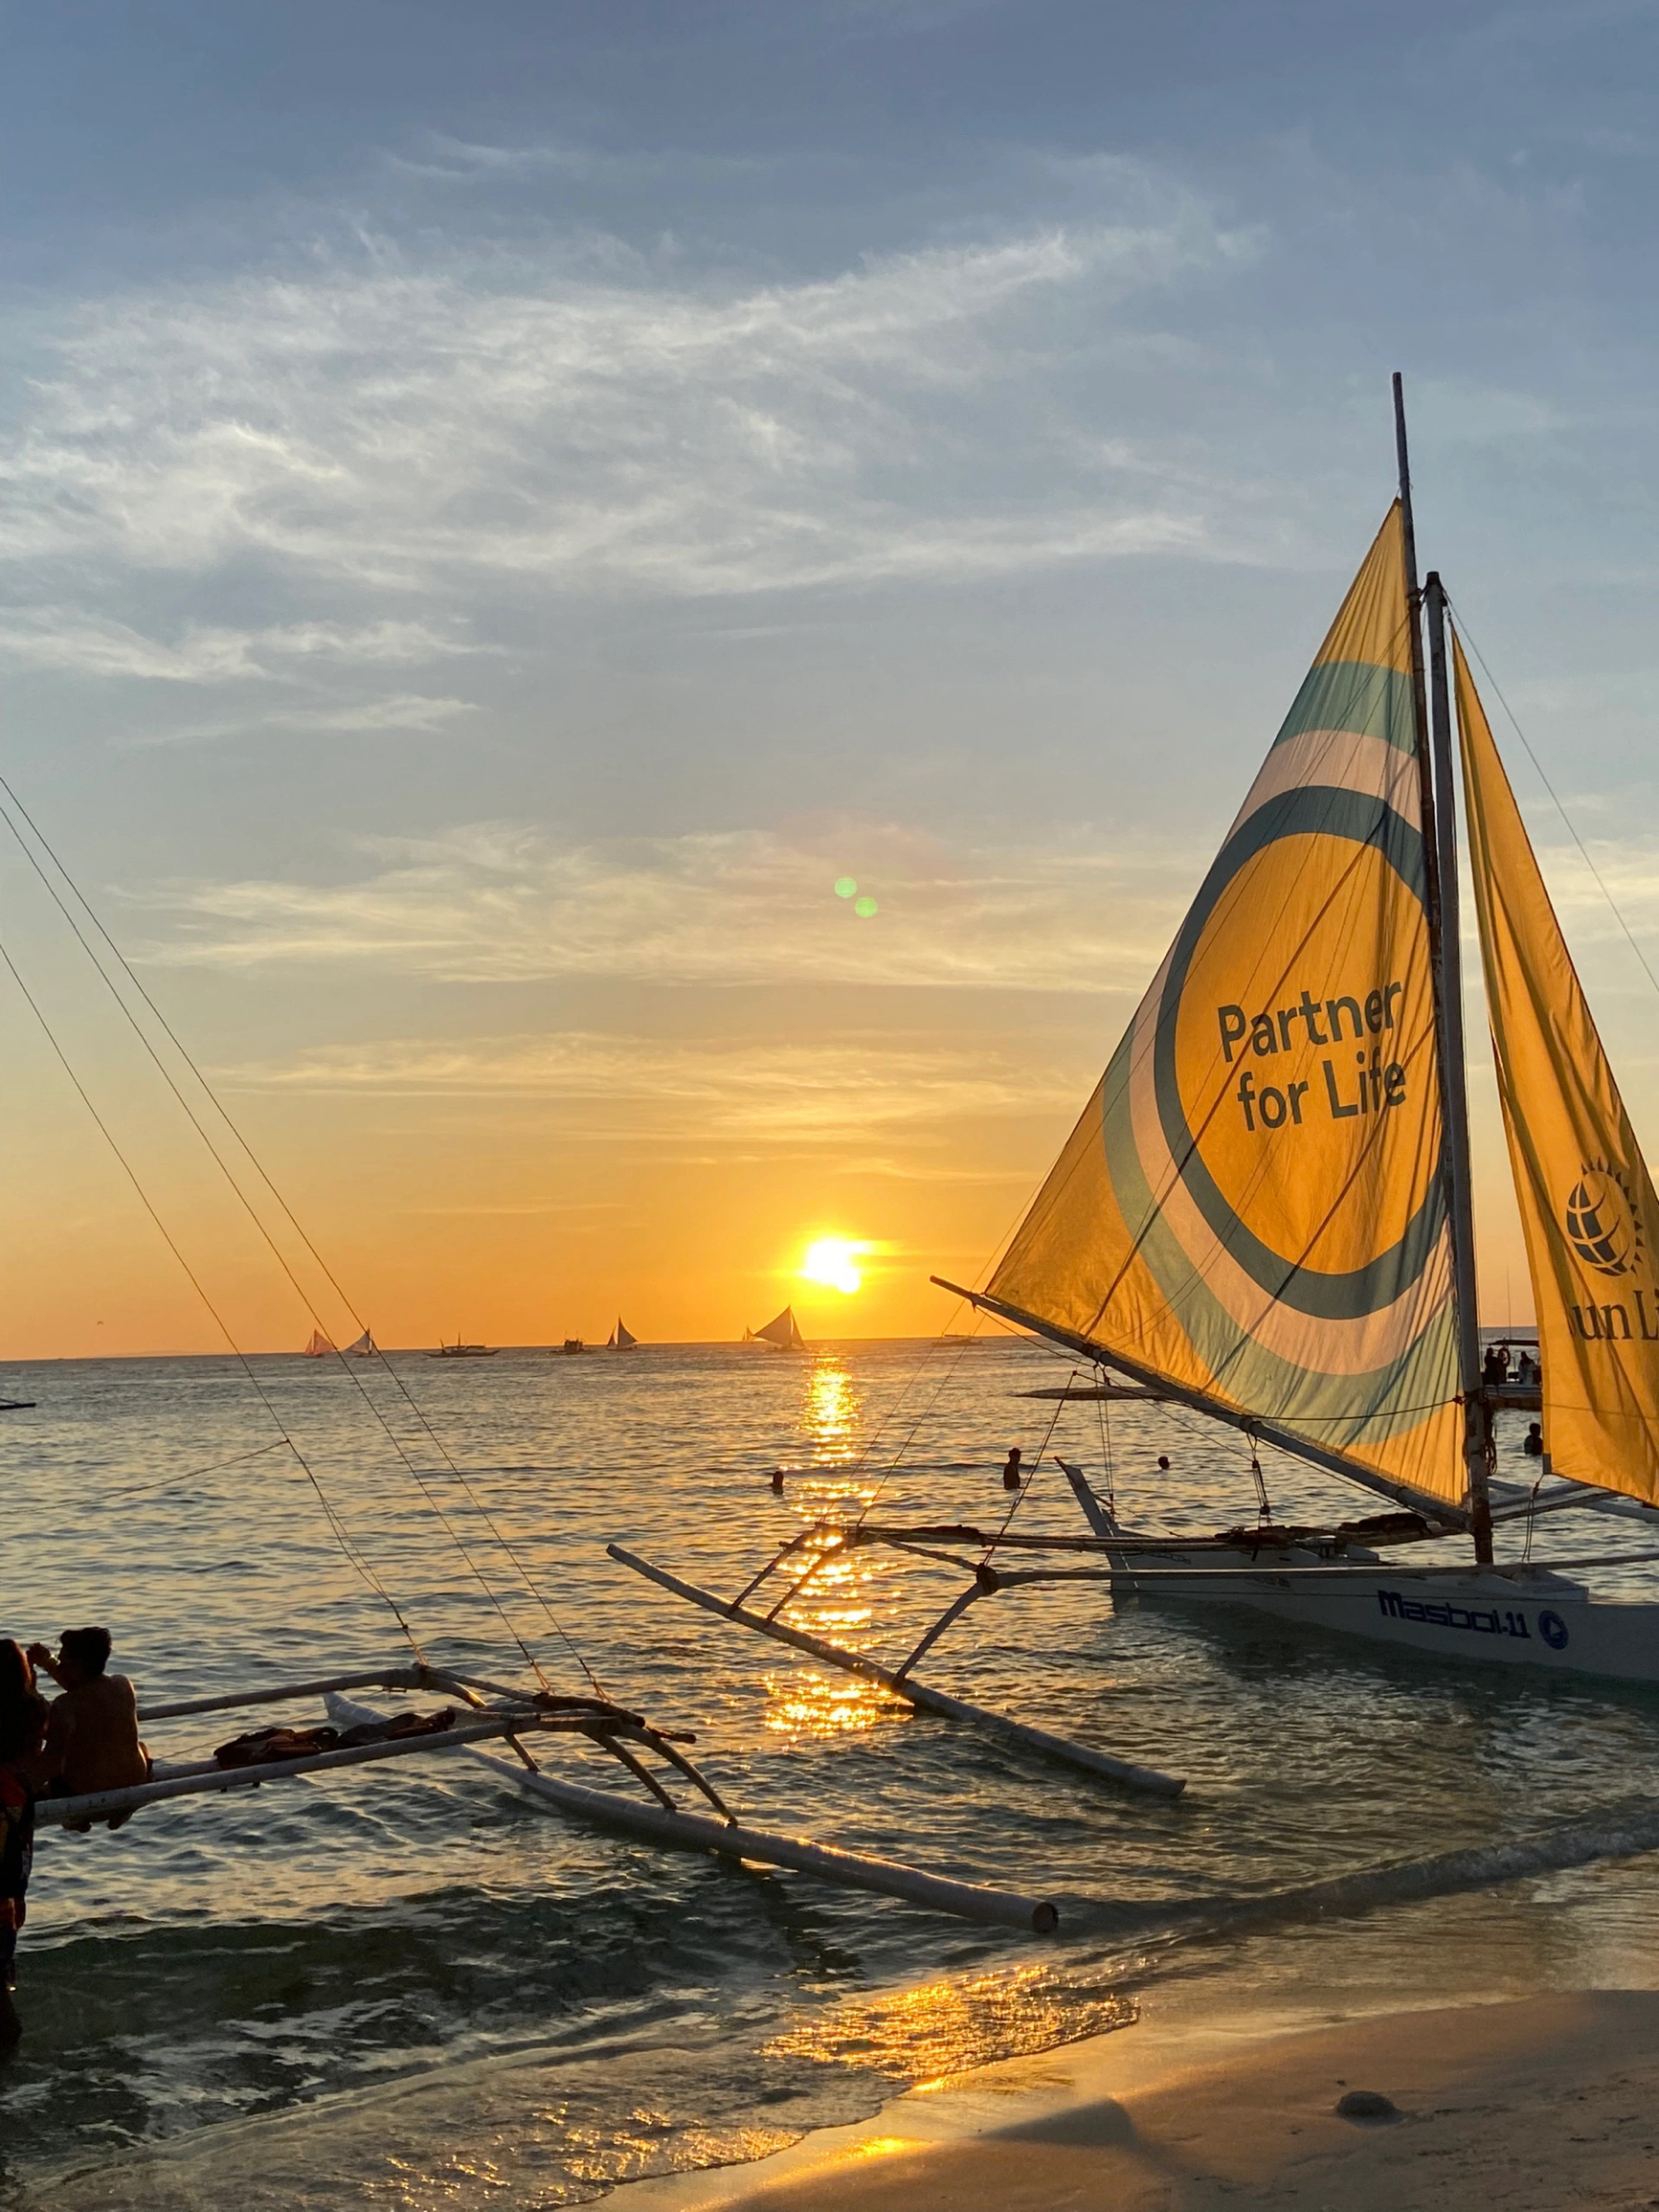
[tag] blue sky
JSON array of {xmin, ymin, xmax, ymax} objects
[{"xmin": 2, "ymin": 0, "xmax": 1655, "ymax": 1347}]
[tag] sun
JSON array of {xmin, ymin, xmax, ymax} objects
[{"xmin": 800, "ymin": 1238, "xmax": 863, "ymax": 1296}]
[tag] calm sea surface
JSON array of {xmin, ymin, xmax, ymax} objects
[{"xmin": 4, "ymin": 1337, "xmax": 1659, "ymax": 2209}]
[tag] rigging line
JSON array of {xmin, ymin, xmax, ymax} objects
[
  {"xmin": 841, "ymin": 1138, "xmax": 1063, "ymax": 1491},
  {"xmin": 821, "ymin": 1156, "xmax": 1053, "ymax": 1526},
  {"xmin": 976, "ymin": 1374, "xmax": 1073, "ymax": 1565},
  {"xmin": 978, "ymin": 599, "xmax": 1427, "ymax": 1344},
  {"xmin": 1446, "ymin": 605, "xmax": 1659, "ymax": 1004},
  {"xmin": 100, "ymin": 1439, "xmax": 294, "ymax": 1502},
  {"xmin": 0, "ymin": 789, "xmax": 596, "ymax": 1697},
  {"xmin": 1074, "ymin": 801, "xmax": 1410, "ymax": 1349},
  {"xmin": 0, "ymin": 937, "xmax": 424, "ymax": 1660},
  {"xmin": 851, "ymin": 1316, "xmax": 990, "ymax": 1531},
  {"xmin": 998, "ymin": 707, "xmax": 1414, "ymax": 1344},
  {"xmin": 1200, "ymin": 989, "xmax": 1446, "ymax": 1403},
  {"xmin": 996, "ymin": 643, "xmax": 1421, "ymax": 1304}
]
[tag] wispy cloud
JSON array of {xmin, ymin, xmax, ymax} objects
[
  {"xmin": 221, "ymin": 1027, "xmax": 1065, "ymax": 1141},
  {"xmin": 0, "ymin": 609, "xmax": 487, "ymax": 683},
  {"xmin": 123, "ymin": 818, "xmax": 1194, "ymax": 990},
  {"xmin": 3, "ymin": 189, "xmax": 1251, "ymax": 606}
]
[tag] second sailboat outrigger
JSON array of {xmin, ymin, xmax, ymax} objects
[{"xmin": 619, "ymin": 377, "xmax": 1659, "ymax": 1688}]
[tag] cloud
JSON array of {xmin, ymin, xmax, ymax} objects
[
  {"xmin": 3, "ymin": 191, "xmax": 1250, "ymax": 604},
  {"xmin": 0, "ymin": 609, "xmax": 485, "ymax": 683},
  {"xmin": 220, "ymin": 1027, "xmax": 1065, "ymax": 1142},
  {"xmin": 123, "ymin": 818, "xmax": 1194, "ymax": 990}
]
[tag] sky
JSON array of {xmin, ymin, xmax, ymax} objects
[{"xmin": 2, "ymin": 0, "xmax": 1656, "ymax": 1355}]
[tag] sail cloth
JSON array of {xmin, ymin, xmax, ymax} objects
[
  {"xmin": 303, "ymin": 1329, "xmax": 335, "ymax": 1357},
  {"xmin": 1455, "ymin": 634, "xmax": 1659, "ymax": 1503},
  {"xmin": 749, "ymin": 1306, "xmax": 805, "ymax": 1351},
  {"xmin": 346, "ymin": 1329, "xmax": 374, "ymax": 1357},
  {"xmin": 986, "ymin": 505, "xmax": 1464, "ymax": 1507},
  {"xmin": 608, "ymin": 1319, "xmax": 639, "ymax": 1349}
]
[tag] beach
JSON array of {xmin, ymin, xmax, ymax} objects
[{"xmin": 624, "ymin": 1990, "xmax": 1659, "ymax": 2211}]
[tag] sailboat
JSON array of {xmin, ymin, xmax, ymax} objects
[
  {"xmin": 346, "ymin": 1327, "xmax": 375, "ymax": 1358},
  {"xmin": 607, "ymin": 1318, "xmax": 639, "ymax": 1350},
  {"xmin": 303, "ymin": 1328, "xmax": 335, "ymax": 1357},
  {"xmin": 743, "ymin": 1305, "xmax": 806, "ymax": 1352},
  {"xmin": 618, "ymin": 378, "xmax": 1659, "ymax": 1689}
]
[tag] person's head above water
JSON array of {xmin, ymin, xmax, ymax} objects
[
  {"xmin": 0, "ymin": 1639, "xmax": 35, "ymax": 1707},
  {"xmin": 57, "ymin": 1627, "xmax": 112, "ymax": 1687},
  {"xmin": 0, "ymin": 1639, "xmax": 46, "ymax": 1763}
]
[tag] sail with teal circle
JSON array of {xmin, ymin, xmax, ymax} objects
[{"xmin": 984, "ymin": 506, "xmax": 1463, "ymax": 1510}]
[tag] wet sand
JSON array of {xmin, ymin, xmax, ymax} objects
[{"xmin": 620, "ymin": 1989, "xmax": 1659, "ymax": 2211}]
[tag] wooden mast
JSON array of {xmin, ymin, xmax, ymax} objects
[{"xmin": 1393, "ymin": 372, "xmax": 1493, "ymax": 1561}]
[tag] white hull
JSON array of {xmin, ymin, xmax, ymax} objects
[{"xmin": 1101, "ymin": 1540, "xmax": 1659, "ymax": 1683}]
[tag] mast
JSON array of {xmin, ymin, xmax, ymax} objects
[
  {"xmin": 1426, "ymin": 570, "xmax": 1493, "ymax": 1558},
  {"xmin": 1393, "ymin": 373, "xmax": 1492, "ymax": 1561}
]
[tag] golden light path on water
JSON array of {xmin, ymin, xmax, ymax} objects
[
  {"xmin": 762, "ymin": 1353, "xmax": 912, "ymax": 1738},
  {"xmin": 9, "ymin": 1337, "xmax": 1659, "ymax": 2211}
]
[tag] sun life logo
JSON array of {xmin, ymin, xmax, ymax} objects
[{"xmin": 1561, "ymin": 1160, "xmax": 1644, "ymax": 1279}]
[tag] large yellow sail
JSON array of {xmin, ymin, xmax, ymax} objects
[
  {"xmin": 1454, "ymin": 635, "xmax": 1659, "ymax": 1503},
  {"xmin": 989, "ymin": 507, "xmax": 1463, "ymax": 1508}
]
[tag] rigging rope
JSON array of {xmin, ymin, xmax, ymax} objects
[
  {"xmin": 0, "ymin": 937, "xmax": 426, "ymax": 1661},
  {"xmin": 0, "ymin": 783, "xmax": 605, "ymax": 1697},
  {"xmin": 1446, "ymin": 607, "xmax": 1659, "ymax": 1004}
]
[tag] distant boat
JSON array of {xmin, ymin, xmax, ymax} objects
[
  {"xmin": 554, "ymin": 1338, "xmax": 587, "ymax": 1355},
  {"xmin": 743, "ymin": 1305, "xmax": 805, "ymax": 1352},
  {"xmin": 303, "ymin": 1329, "xmax": 335, "ymax": 1358},
  {"xmin": 346, "ymin": 1328, "xmax": 375, "ymax": 1358},
  {"xmin": 0, "ymin": 1399, "xmax": 35, "ymax": 1411},
  {"xmin": 607, "ymin": 1319, "xmax": 639, "ymax": 1350},
  {"xmin": 431, "ymin": 1335, "xmax": 500, "ymax": 1359}
]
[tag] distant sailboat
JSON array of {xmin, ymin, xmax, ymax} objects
[
  {"xmin": 607, "ymin": 1318, "xmax": 639, "ymax": 1350},
  {"xmin": 431, "ymin": 1334, "xmax": 500, "ymax": 1358},
  {"xmin": 346, "ymin": 1328, "xmax": 375, "ymax": 1358},
  {"xmin": 743, "ymin": 1305, "xmax": 805, "ymax": 1352},
  {"xmin": 303, "ymin": 1329, "xmax": 335, "ymax": 1358}
]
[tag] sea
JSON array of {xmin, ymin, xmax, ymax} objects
[{"xmin": 5, "ymin": 1336, "xmax": 1659, "ymax": 2209}]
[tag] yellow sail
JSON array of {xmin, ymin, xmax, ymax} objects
[
  {"xmin": 1454, "ymin": 634, "xmax": 1659, "ymax": 1503},
  {"xmin": 988, "ymin": 505, "xmax": 1463, "ymax": 1508}
]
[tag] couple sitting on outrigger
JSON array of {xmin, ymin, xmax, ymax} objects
[{"xmin": 1, "ymin": 1627, "xmax": 148, "ymax": 2046}]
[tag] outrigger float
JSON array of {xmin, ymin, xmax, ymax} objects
[
  {"xmin": 34, "ymin": 1663, "xmax": 1062, "ymax": 1931},
  {"xmin": 617, "ymin": 376, "xmax": 1659, "ymax": 1692}
]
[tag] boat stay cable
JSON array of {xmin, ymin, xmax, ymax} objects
[
  {"xmin": 1445, "ymin": 604, "xmax": 1659, "ymax": 1005},
  {"xmin": 0, "ymin": 780, "xmax": 604, "ymax": 1698},
  {"xmin": 0, "ymin": 937, "xmax": 425, "ymax": 1663}
]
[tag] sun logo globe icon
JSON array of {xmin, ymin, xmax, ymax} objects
[{"xmin": 1563, "ymin": 1169, "xmax": 1637, "ymax": 1277}]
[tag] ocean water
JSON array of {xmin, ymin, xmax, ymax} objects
[{"xmin": 4, "ymin": 1336, "xmax": 1659, "ymax": 2209}]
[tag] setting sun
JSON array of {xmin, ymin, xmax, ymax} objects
[{"xmin": 800, "ymin": 1238, "xmax": 864, "ymax": 1295}]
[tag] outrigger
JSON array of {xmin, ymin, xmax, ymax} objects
[{"xmin": 35, "ymin": 1662, "xmax": 1063, "ymax": 1932}]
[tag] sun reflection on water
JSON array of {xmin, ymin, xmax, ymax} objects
[
  {"xmin": 761, "ymin": 1666, "xmax": 911, "ymax": 1736},
  {"xmin": 801, "ymin": 1357, "xmax": 860, "ymax": 1461},
  {"xmin": 765, "ymin": 1964, "xmax": 1138, "ymax": 2087}
]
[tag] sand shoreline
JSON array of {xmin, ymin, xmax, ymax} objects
[{"xmin": 616, "ymin": 1987, "xmax": 1659, "ymax": 2210}]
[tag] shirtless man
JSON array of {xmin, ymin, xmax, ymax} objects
[{"xmin": 26, "ymin": 1629, "xmax": 147, "ymax": 1824}]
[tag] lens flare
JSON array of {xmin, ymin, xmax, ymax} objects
[
  {"xmin": 833, "ymin": 876, "xmax": 858, "ymax": 898},
  {"xmin": 800, "ymin": 1238, "xmax": 863, "ymax": 1294}
]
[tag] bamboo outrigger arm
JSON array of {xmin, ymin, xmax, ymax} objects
[
  {"xmin": 608, "ymin": 1543, "xmax": 1185, "ymax": 1798},
  {"xmin": 40, "ymin": 1663, "xmax": 1065, "ymax": 1934}
]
